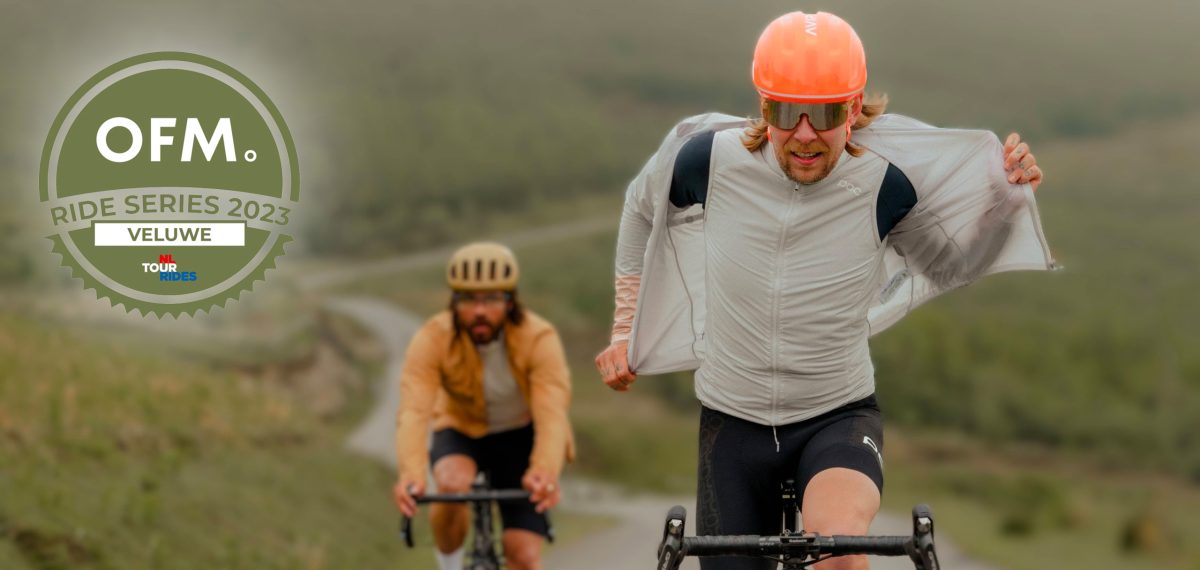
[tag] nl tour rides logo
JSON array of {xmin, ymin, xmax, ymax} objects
[{"xmin": 39, "ymin": 52, "xmax": 299, "ymax": 316}]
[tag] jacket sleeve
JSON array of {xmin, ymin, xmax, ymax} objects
[
  {"xmin": 525, "ymin": 326, "xmax": 574, "ymax": 479},
  {"xmin": 886, "ymin": 132, "xmax": 1030, "ymax": 290},
  {"xmin": 611, "ymin": 157, "xmax": 656, "ymax": 343},
  {"xmin": 612, "ymin": 130, "xmax": 714, "ymax": 342},
  {"xmin": 395, "ymin": 323, "xmax": 442, "ymax": 483},
  {"xmin": 611, "ymin": 212, "xmax": 650, "ymax": 343}
]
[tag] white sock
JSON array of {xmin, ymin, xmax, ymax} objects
[{"xmin": 434, "ymin": 545, "xmax": 465, "ymax": 570}]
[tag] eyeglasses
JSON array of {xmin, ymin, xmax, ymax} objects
[
  {"xmin": 452, "ymin": 291, "xmax": 510, "ymax": 309},
  {"xmin": 762, "ymin": 99, "xmax": 852, "ymax": 131}
]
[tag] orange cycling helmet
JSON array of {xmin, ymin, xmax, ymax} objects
[{"xmin": 752, "ymin": 11, "xmax": 867, "ymax": 104}]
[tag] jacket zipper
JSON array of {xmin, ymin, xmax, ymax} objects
[{"xmin": 770, "ymin": 183, "xmax": 799, "ymax": 452}]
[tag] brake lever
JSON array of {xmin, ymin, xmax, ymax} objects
[
  {"xmin": 907, "ymin": 504, "xmax": 940, "ymax": 570},
  {"xmin": 657, "ymin": 505, "xmax": 687, "ymax": 570},
  {"xmin": 400, "ymin": 516, "xmax": 415, "ymax": 549}
]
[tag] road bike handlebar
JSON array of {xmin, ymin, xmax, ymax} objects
[
  {"xmin": 413, "ymin": 489, "xmax": 532, "ymax": 504},
  {"xmin": 658, "ymin": 504, "xmax": 939, "ymax": 570},
  {"xmin": 680, "ymin": 534, "xmax": 911, "ymax": 557},
  {"xmin": 400, "ymin": 489, "xmax": 534, "ymax": 548}
]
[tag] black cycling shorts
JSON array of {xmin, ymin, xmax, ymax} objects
[
  {"xmin": 429, "ymin": 423, "xmax": 550, "ymax": 537},
  {"xmin": 696, "ymin": 395, "xmax": 885, "ymax": 570}
]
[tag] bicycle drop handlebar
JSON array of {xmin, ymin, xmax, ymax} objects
[
  {"xmin": 399, "ymin": 489, "xmax": 534, "ymax": 548},
  {"xmin": 413, "ymin": 490, "xmax": 532, "ymax": 504},
  {"xmin": 681, "ymin": 534, "xmax": 911, "ymax": 557},
  {"xmin": 658, "ymin": 504, "xmax": 940, "ymax": 570}
]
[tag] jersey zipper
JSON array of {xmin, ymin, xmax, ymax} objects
[{"xmin": 770, "ymin": 183, "xmax": 799, "ymax": 452}]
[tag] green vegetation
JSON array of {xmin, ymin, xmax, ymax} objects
[
  {"xmin": 0, "ymin": 311, "xmax": 424, "ymax": 569},
  {"xmin": 882, "ymin": 430, "xmax": 1200, "ymax": 570}
]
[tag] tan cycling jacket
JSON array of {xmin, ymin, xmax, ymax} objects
[{"xmin": 395, "ymin": 309, "xmax": 575, "ymax": 483}]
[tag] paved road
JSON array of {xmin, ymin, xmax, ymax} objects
[{"xmin": 325, "ymin": 295, "xmax": 994, "ymax": 569}]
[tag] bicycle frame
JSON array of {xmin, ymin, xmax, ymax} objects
[{"xmin": 468, "ymin": 483, "xmax": 501, "ymax": 570}]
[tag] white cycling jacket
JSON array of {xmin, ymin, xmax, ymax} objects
[{"xmin": 613, "ymin": 112, "xmax": 1057, "ymax": 426}]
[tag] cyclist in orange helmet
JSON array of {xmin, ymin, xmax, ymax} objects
[
  {"xmin": 394, "ymin": 242, "xmax": 575, "ymax": 570},
  {"xmin": 597, "ymin": 11, "xmax": 1050, "ymax": 570}
]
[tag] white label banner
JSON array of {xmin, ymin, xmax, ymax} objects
[{"xmin": 94, "ymin": 222, "xmax": 246, "ymax": 246}]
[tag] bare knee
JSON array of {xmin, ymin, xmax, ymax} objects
[
  {"xmin": 506, "ymin": 547, "xmax": 541, "ymax": 570},
  {"xmin": 802, "ymin": 468, "xmax": 880, "ymax": 535},
  {"xmin": 503, "ymin": 529, "xmax": 543, "ymax": 570},
  {"xmin": 433, "ymin": 454, "xmax": 477, "ymax": 493}
]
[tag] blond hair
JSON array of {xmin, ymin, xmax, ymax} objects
[{"xmin": 741, "ymin": 93, "xmax": 889, "ymax": 157}]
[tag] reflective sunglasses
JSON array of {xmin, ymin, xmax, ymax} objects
[
  {"xmin": 452, "ymin": 291, "xmax": 510, "ymax": 309},
  {"xmin": 762, "ymin": 99, "xmax": 852, "ymax": 131}
]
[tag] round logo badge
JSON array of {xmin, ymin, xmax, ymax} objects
[{"xmin": 40, "ymin": 52, "xmax": 299, "ymax": 316}]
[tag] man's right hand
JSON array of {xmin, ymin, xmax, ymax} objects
[
  {"xmin": 595, "ymin": 341, "xmax": 637, "ymax": 392},
  {"xmin": 393, "ymin": 476, "xmax": 425, "ymax": 517}
]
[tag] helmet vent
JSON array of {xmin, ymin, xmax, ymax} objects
[{"xmin": 446, "ymin": 242, "xmax": 519, "ymax": 291}]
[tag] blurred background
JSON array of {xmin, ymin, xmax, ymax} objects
[{"xmin": 2, "ymin": 0, "xmax": 1198, "ymax": 568}]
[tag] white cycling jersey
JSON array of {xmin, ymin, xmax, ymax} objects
[{"xmin": 613, "ymin": 113, "xmax": 1056, "ymax": 426}]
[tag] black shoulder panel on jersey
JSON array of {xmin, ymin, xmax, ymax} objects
[
  {"xmin": 669, "ymin": 130, "xmax": 716, "ymax": 208},
  {"xmin": 877, "ymin": 163, "xmax": 917, "ymax": 239}
]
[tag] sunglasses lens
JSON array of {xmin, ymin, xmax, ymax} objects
[
  {"xmin": 454, "ymin": 292, "xmax": 509, "ymax": 309},
  {"xmin": 763, "ymin": 100, "xmax": 850, "ymax": 131}
]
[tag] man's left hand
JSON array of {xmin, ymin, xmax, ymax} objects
[
  {"xmin": 522, "ymin": 469, "xmax": 561, "ymax": 514},
  {"xmin": 1004, "ymin": 133, "xmax": 1043, "ymax": 192}
]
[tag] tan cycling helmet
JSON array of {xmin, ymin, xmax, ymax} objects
[{"xmin": 446, "ymin": 241, "xmax": 520, "ymax": 291}]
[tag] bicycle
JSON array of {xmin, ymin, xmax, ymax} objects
[
  {"xmin": 656, "ymin": 479, "xmax": 939, "ymax": 569},
  {"xmin": 400, "ymin": 472, "xmax": 555, "ymax": 570}
]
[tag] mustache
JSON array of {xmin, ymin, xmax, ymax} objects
[{"xmin": 785, "ymin": 142, "xmax": 830, "ymax": 153}]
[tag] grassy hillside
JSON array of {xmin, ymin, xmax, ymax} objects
[
  {"xmin": 0, "ymin": 312, "xmax": 422, "ymax": 569},
  {"xmin": 881, "ymin": 430, "xmax": 1200, "ymax": 570}
]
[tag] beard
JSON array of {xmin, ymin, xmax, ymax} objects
[
  {"xmin": 774, "ymin": 139, "xmax": 840, "ymax": 185},
  {"xmin": 465, "ymin": 315, "xmax": 503, "ymax": 344}
]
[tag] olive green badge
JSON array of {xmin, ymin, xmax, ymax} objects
[{"xmin": 40, "ymin": 52, "xmax": 299, "ymax": 316}]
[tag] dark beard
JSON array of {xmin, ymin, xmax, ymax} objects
[{"xmin": 466, "ymin": 317, "xmax": 502, "ymax": 344}]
